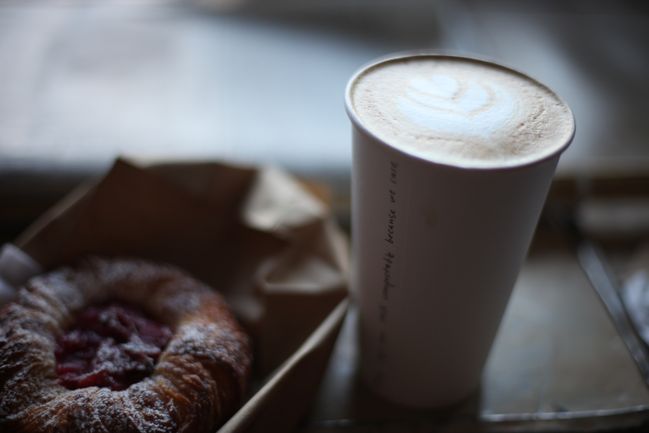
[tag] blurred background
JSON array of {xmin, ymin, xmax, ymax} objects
[
  {"xmin": 2, "ymin": 1, "xmax": 649, "ymax": 431},
  {"xmin": 1, "ymin": 0, "xmax": 648, "ymax": 241}
]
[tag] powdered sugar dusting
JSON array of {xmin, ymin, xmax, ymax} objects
[{"xmin": 0, "ymin": 257, "xmax": 252, "ymax": 433}]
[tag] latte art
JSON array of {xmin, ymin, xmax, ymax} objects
[
  {"xmin": 398, "ymin": 74, "xmax": 516, "ymax": 138},
  {"xmin": 349, "ymin": 56, "xmax": 574, "ymax": 168}
]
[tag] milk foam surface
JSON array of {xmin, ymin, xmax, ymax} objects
[{"xmin": 350, "ymin": 56, "xmax": 574, "ymax": 168}]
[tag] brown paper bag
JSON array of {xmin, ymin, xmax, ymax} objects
[{"xmin": 1, "ymin": 158, "xmax": 349, "ymax": 433}]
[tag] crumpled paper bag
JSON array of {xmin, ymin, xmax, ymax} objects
[{"xmin": 0, "ymin": 158, "xmax": 349, "ymax": 433}]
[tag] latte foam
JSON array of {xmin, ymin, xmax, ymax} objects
[{"xmin": 349, "ymin": 55, "xmax": 574, "ymax": 168}]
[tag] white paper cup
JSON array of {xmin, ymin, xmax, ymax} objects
[{"xmin": 346, "ymin": 53, "xmax": 575, "ymax": 407}]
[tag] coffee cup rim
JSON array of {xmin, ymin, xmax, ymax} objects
[{"xmin": 344, "ymin": 50, "xmax": 576, "ymax": 172}]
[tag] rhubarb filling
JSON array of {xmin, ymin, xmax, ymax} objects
[{"xmin": 55, "ymin": 302, "xmax": 172, "ymax": 390}]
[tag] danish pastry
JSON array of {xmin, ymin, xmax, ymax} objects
[{"xmin": 0, "ymin": 257, "xmax": 251, "ymax": 433}]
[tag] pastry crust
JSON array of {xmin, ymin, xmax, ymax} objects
[{"xmin": 0, "ymin": 257, "xmax": 252, "ymax": 433}]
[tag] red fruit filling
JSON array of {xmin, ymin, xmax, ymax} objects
[{"xmin": 55, "ymin": 303, "xmax": 172, "ymax": 391}]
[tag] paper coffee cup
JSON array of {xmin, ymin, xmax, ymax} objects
[{"xmin": 346, "ymin": 53, "xmax": 575, "ymax": 407}]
